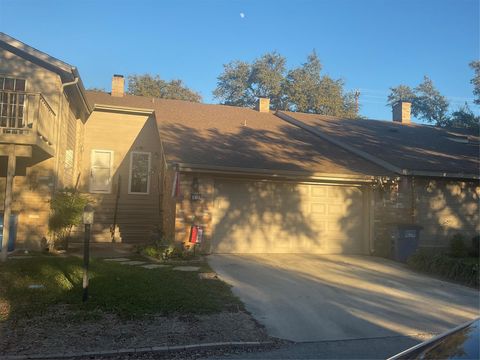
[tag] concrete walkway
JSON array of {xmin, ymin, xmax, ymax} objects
[{"xmin": 208, "ymin": 254, "xmax": 479, "ymax": 342}]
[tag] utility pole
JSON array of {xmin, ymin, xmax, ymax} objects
[{"xmin": 354, "ymin": 90, "xmax": 361, "ymax": 115}]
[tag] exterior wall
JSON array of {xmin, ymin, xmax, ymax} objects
[
  {"xmin": 172, "ymin": 172, "xmax": 214, "ymax": 253},
  {"xmin": 170, "ymin": 173, "xmax": 371, "ymax": 255},
  {"xmin": 161, "ymin": 167, "xmax": 177, "ymax": 241},
  {"xmin": 0, "ymin": 48, "xmax": 85, "ymax": 250},
  {"xmin": 373, "ymin": 176, "xmax": 480, "ymax": 257},
  {"xmin": 77, "ymin": 111, "xmax": 162, "ymax": 244},
  {"xmin": 415, "ymin": 178, "xmax": 479, "ymax": 248},
  {"xmin": 0, "ymin": 48, "xmax": 62, "ymax": 112}
]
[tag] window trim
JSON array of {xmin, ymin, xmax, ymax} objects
[
  {"xmin": 128, "ymin": 151, "xmax": 151, "ymax": 195},
  {"xmin": 89, "ymin": 149, "xmax": 114, "ymax": 194}
]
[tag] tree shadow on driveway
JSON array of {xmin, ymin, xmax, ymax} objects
[{"xmin": 208, "ymin": 254, "xmax": 479, "ymax": 342}]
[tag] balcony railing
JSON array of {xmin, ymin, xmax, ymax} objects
[{"xmin": 0, "ymin": 90, "xmax": 56, "ymax": 155}]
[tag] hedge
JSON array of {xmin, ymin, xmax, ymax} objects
[{"xmin": 407, "ymin": 250, "xmax": 479, "ymax": 287}]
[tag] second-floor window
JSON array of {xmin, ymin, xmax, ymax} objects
[{"xmin": 0, "ymin": 76, "xmax": 26, "ymax": 129}]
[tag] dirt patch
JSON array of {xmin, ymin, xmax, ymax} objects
[{"xmin": 0, "ymin": 306, "xmax": 271, "ymax": 356}]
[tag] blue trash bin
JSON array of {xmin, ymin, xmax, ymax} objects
[
  {"xmin": 391, "ymin": 224, "xmax": 422, "ymax": 262},
  {"xmin": 0, "ymin": 213, "xmax": 18, "ymax": 252}
]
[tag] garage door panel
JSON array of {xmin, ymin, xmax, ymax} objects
[{"xmin": 212, "ymin": 180, "xmax": 366, "ymax": 254}]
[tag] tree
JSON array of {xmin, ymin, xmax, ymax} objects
[
  {"xmin": 127, "ymin": 74, "xmax": 202, "ymax": 102},
  {"xmin": 214, "ymin": 51, "xmax": 358, "ymax": 117},
  {"xmin": 470, "ymin": 60, "xmax": 480, "ymax": 105},
  {"xmin": 413, "ymin": 76, "xmax": 450, "ymax": 126},
  {"xmin": 448, "ymin": 103, "xmax": 479, "ymax": 132},
  {"xmin": 284, "ymin": 51, "xmax": 322, "ymax": 113},
  {"xmin": 212, "ymin": 61, "xmax": 252, "ymax": 107},
  {"xmin": 213, "ymin": 52, "xmax": 286, "ymax": 109},
  {"xmin": 387, "ymin": 85, "xmax": 416, "ymax": 106}
]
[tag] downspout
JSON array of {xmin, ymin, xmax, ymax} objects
[
  {"xmin": 411, "ymin": 176, "xmax": 416, "ymax": 224},
  {"xmin": 54, "ymin": 77, "xmax": 79, "ymax": 192}
]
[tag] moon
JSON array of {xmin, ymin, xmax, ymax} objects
[{"xmin": 240, "ymin": 12, "xmax": 245, "ymax": 19}]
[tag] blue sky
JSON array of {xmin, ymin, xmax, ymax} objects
[{"xmin": 0, "ymin": 0, "xmax": 478, "ymax": 121}]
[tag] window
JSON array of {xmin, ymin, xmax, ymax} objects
[
  {"xmin": 90, "ymin": 150, "xmax": 113, "ymax": 193},
  {"xmin": 129, "ymin": 152, "xmax": 151, "ymax": 194},
  {"xmin": 0, "ymin": 76, "xmax": 26, "ymax": 129}
]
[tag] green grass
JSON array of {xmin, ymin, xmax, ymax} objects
[{"xmin": 0, "ymin": 254, "xmax": 243, "ymax": 322}]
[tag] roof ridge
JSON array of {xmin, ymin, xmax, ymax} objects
[{"xmin": 0, "ymin": 32, "xmax": 74, "ymax": 73}]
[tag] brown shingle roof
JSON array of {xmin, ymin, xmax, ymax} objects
[
  {"xmin": 85, "ymin": 91, "xmax": 390, "ymax": 177},
  {"xmin": 282, "ymin": 111, "xmax": 480, "ymax": 177}
]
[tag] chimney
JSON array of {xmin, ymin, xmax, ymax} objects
[
  {"xmin": 392, "ymin": 101, "xmax": 411, "ymax": 124},
  {"xmin": 256, "ymin": 98, "xmax": 270, "ymax": 113},
  {"xmin": 111, "ymin": 74, "xmax": 125, "ymax": 97}
]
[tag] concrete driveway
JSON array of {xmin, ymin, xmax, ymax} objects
[{"xmin": 208, "ymin": 254, "xmax": 479, "ymax": 342}]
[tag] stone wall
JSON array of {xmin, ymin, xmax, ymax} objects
[
  {"xmin": 173, "ymin": 172, "xmax": 214, "ymax": 253},
  {"xmin": 373, "ymin": 176, "xmax": 480, "ymax": 257}
]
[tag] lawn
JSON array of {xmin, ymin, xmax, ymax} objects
[{"xmin": 0, "ymin": 254, "xmax": 243, "ymax": 322}]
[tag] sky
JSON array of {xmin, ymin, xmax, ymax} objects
[{"xmin": 0, "ymin": 0, "xmax": 478, "ymax": 121}]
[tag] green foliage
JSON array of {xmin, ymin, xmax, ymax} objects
[
  {"xmin": 140, "ymin": 235, "xmax": 192, "ymax": 260},
  {"xmin": 127, "ymin": 74, "xmax": 202, "ymax": 102},
  {"xmin": 87, "ymin": 87, "xmax": 106, "ymax": 92},
  {"xmin": 470, "ymin": 60, "xmax": 480, "ymax": 105},
  {"xmin": 412, "ymin": 76, "xmax": 450, "ymax": 126},
  {"xmin": 448, "ymin": 103, "xmax": 480, "ymax": 132},
  {"xmin": 213, "ymin": 50, "xmax": 358, "ymax": 118},
  {"xmin": 407, "ymin": 250, "xmax": 479, "ymax": 287},
  {"xmin": 470, "ymin": 235, "xmax": 479, "ymax": 257},
  {"xmin": 387, "ymin": 76, "xmax": 480, "ymax": 129},
  {"xmin": 387, "ymin": 85, "xmax": 416, "ymax": 106},
  {"xmin": 48, "ymin": 189, "xmax": 88, "ymax": 248},
  {"xmin": 0, "ymin": 255, "xmax": 242, "ymax": 321},
  {"xmin": 449, "ymin": 233, "xmax": 468, "ymax": 258}
]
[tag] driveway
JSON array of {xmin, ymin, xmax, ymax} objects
[{"xmin": 208, "ymin": 254, "xmax": 479, "ymax": 342}]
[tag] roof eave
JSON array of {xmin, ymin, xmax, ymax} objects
[{"xmin": 173, "ymin": 162, "xmax": 378, "ymax": 183}]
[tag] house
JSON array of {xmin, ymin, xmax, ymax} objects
[
  {"xmin": 1, "ymin": 32, "xmax": 478, "ymax": 258},
  {"xmin": 0, "ymin": 32, "xmax": 90, "ymax": 255}
]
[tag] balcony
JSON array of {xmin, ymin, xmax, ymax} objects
[{"xmin": 0, "ymin": 90, "xmax": 56, "ymax": 157}]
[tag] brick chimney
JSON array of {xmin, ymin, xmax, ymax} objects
[
  {"xmin": 392, "ymin": 101, "xmax": 411, "ymax": 124},
  {"xmin": 111, "ymin": 74, "xmax": 125, "ymax": 97},
  {"xmin": 256, "ymin": 98, "xmax": 270, "ymax": 113}
]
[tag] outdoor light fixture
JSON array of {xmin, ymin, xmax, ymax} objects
[
  {"xmin": 82, "ymin": 204, "xmax": 94, "ymax": 302},
  {"xmin": 83, "ymin": 204, "xmax": 95, "ymax": 225}
]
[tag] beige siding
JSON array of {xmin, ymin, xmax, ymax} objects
[
  {"xmin": 0, "ymin": 47, "xmax": 85, "ymax": 249},
  {"xmin": 0, "ymin": 48, "xmax": 62, "ymax": 112},
  {"xmin": 78, "ymin": 111, "xmax": 162, "ymax": 244}
]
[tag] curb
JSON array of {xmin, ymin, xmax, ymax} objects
[{"xmin": 0, "ymin": 341, "xmax": 274, "ymax": 360}]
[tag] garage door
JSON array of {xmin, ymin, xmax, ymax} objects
[{"xmin": 212, "ymin": 180, "xmax": 367, "ymax": 254}]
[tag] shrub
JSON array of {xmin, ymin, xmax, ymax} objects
[
  {"xmin": 140, "ymin": 237, "xmax": 195, "ymax": 261},
  {"xmin": 141, "ymin": 245, "xmax": 160, "ymax": 258},
  {"xmin": 470, "ymin": 235, "xmax": 480, "ymax": 258},
  {"xmin": 48, "ymin": 189, "xmax": 88, "ymax": 249},
  {"xmin": 408, "ymin": 250, "xmax": 479, "ymax": 287},
  {"xmin": 449, "ymin": 233, "xmax": 468, "ymax": 258}
]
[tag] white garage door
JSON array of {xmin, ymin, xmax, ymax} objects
[{"xmin": 212, "ymin": 180, "xmax": 367, "ymax": 254}]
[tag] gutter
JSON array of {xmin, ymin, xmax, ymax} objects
[
  {"xmin": 93, "ymin": 104, "xmax": 154, "ymax": 116},
  {"xmin": 174, "ymin": 162, "xmax": 378, "ymax": 183},
  {"xmin": 275, "ymin": 111, "xmax": 480, "ymax": 181}
]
